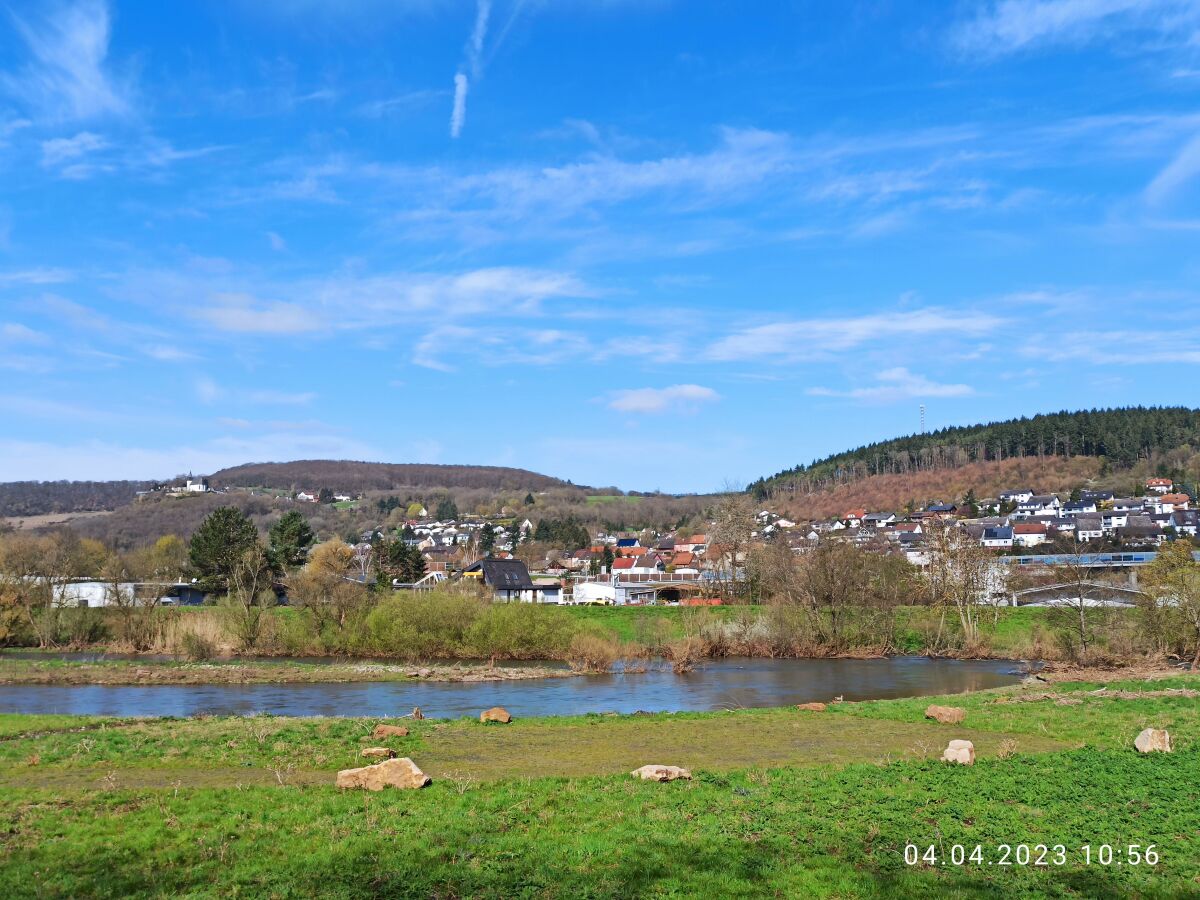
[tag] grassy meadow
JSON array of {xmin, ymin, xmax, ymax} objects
[{"xmin": 0, "ymin": 676, "xmax": 1197, "ymax": 897}]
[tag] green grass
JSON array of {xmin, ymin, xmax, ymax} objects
[
  {"xmin": 584, "ymin": 494, "xmax": 644, "ymax": 505},
  {"xmin": 836, "ymin": 675, "xmax": 1200, "ymax": 749},
  {"xmin": 0, "ymin": 750, "xmax": 1195, "ymax": 897},
  {"xmin": 1, "ymin": 681, "xmax": 1197, "ymax": 897}
]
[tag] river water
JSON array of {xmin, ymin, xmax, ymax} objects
[{"xmin": 0, "ymin": 656, "xmax": 1024, "ymax": 718}]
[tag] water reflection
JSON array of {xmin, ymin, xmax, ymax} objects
[{"xmin": 0, "ymin": 656, "xmax": 1023, "ymax": 719}]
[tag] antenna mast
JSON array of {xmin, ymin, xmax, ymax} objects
[{"xmin": 920, "ymin": 404, "xmax": 926, "ymax": 433}]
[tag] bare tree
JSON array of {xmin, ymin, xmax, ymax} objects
[
  {"xmin": 1045, "ymin": 532, "xmax": 1109, "ymax": 661},
  {"xmin": 797, "ymin": 539, "xmax": 871, "ymax": 651},
  {"xmin": 223, "ymin": 545, "xmax": 277, "ymax": 651},
  {"xmin": 923, "ymin": 523, "xmax": 997, "ymax": 649},
  {"xmin": 708, "ymin": 494, "xmax": 755, "ymax": 603},
  {"xmin": 1144, "ymin": 540, "xmax": 1200, "ymax": 669}
]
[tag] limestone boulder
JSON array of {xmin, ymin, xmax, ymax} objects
[
  {"xmin": 372, "ymin": 724, "xmax": 410, "ymax": 739},
  {"xmin": 925, "ymin": 705, "xmax": 966, "ymax": 725},
  {"xmin": 480, "ymin": 706, "xmax": 513, "ymax": 724},
  {"xmin": 336, "ymin": 757, "xmax": 430, "ymax": 791},
  {"xmin": 360, "ymin": 747, "xmax": 396, "ymax": 760},
  {"xmin": 942, "ymin": 739, "xmax": 975, "ymax": 765},
  {"xmin": 795, "ymin": 702, "xmax": 827, "ymax": 712},
  {"xmin": 631, "ymin": 764, "xmax": 692, "ymax": 782},
  {"xmin": 1134, "ymin": 728, "xmax": 1172, "ymax": 754}
]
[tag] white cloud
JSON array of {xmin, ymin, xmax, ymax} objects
[
  {"xmin": 0, "ymin": 432, "xmax": 379, "ymax": 481},
  {"xmin": 608, "ymin": 384, "xmax": 720, "ymax": 414},
  {"xmin": 1145, "ymin": 133, "xmax": 1200, "ymax": 205},
  {"xmin": 952, "ymin": 0, "xmax": 1199, "ymax": 56},
  {"xmin": 807, "ymin": 368, "xmax": 974, "ymax": 403},
  {"xmin": 158, "ymin": 266, "xmax": 591, "ymax": 336},
  {"xmin": 40, "ymin": 130, "xmax": 108, "ymax": 167},
  {"xmin": 0, "ymin": 267, "xmax": 75, "ymax": 285},
  {"xmin": 467, "ymin": 0, "xmax": 492, "ymax": 79},
  {"xmin": 450, "ymin": 72, "xmax": 469, "ymax": 138},
  {"xmin": 195, "ymin": 377, "xmax": 221, "ymax": 405},
  {"xmin": 246, "ymin": 389, "xmax": 317, "ymax": 405},
  {"xmin": 266, "ymin": 231, "xmax": 287, "ymax": 251},
  {"xmin": 706, "ymin": 308, "xmax": 1005, "ymax": 362},
  {"xmin": 1, "ymin": 0, "xmax": 131, "ymax": 121},
  {"xmin": 1, "ymin": 322, "xmax": 49, "ymax": 344},
  {"xmin": 195, "ymin": 293, "xmax": 325, "ymax": 335}
]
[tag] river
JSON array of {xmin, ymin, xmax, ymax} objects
[{"xmin": 0, "ymin": 656, "xmax": 1025, "ymax": 718}]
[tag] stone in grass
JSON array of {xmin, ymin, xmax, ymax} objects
[
  {"xmin": 360, "ymin": 747, "xmax": 396, "ymax": 760},
  {"xmin": 1134, "ymin": 728, "xmax": 1172, "ymax": 754},
  {"xmin": 480, "ymin": 706, "xmax": 513, "ymax": 724},
  {"xmin": 336, "ymin": 757, "xmax": 430, "ymax": 791},
  {"xmin": 925, "ymin": 705, "xmax": 966, "ymax": 725},
  {"xmin": 942, "ymin": 739, "xmax": 975, "ymax": 765},
  {"xmin": 795, "ymin": 702, "xmax": 827, "ymax": 712},
  {"xmin": 373, "ymin": 724, "xmax": 410, "ymax": 739},
  {"xmin": 631, "ymin": 765, "xmax": 692, "ymax": 782}
]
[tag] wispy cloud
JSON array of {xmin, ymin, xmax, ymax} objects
[
  {"xmin": 194, "ymin": 293, "xmax": 325, "ymax": 335},
  {"xmin": 121, "ymin": 265, "xmax": 593, "ymax": 338},
  {"xmin": 808, "ymin": 368, "xmax": 974, "ymax": 403},
  {"xmin": 952, "ymin": 0, "xmax": 1200, "ymax": 56},
  {"xmin": 40, "ymin": 130, "xmax": 107, "ymax": 166},
  {"xmin": 607, "ymin": 384, "xmax": 720, "ymax": 414},
  {"xmin": 450, "ymin": 72, "xmax": 469, "ymax": 139},
  {"xmin": 0, "ymin": 267, "xmax": 74, "ymax": 285},
  {"xmin": 1, "ymin": 0, "xmax": 131, "ymax": 121},
  {"xmin": 1145, "ymin": 134, "xmax": 1200, "ymax": 205},
  {"xmin": 706, "ymin": 308, "xmax": 1005, "ymax": 362},
  {"xmin": 449, "ymin": 0, "xmax": 491, "ymax": 137}
]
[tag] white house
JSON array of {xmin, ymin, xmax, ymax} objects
[{"xmin": 980, "ymin": 526, "xmax": 1014, "ymax": 549}]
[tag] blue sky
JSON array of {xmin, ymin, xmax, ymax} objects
[{"xmin": 1, "ymin": 0, "xmax": 1199, "ymax": 493}]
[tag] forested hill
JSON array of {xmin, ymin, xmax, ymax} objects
[
  {"xmin": 0, "ymin": 481, "xmax": 156, "ymax": 517},
  {"xmin": 751, "ymin": 407, "xmax": 1200, "ymax": 496},
  {"xmin": 209, "ymin": 460, "xmax": 574, "ymax": 493}
]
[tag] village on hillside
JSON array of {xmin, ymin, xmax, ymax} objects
[{"xmin": 104, "ymin": 474, "xmax": 1195, "ymax": 610}]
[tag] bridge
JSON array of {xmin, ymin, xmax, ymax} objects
[{"xmin": 999, "ymin": 551, "xmax": 1200, "ymax": 569}]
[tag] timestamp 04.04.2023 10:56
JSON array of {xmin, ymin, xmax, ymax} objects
[{"xmin": 903, "ymin": 843, "xmax": 1160, "ymax": 868}]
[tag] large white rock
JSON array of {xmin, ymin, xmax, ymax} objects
[
  {"xmin": 1134, "ymin": 728, "xmax": 1172, "ymax": 754},
  {"xmin": 942, "ymin": 739, "xmax": 975, "ymax": 765},
  {"xmin": 630, "ymin": 764, "xmax": 692, "ymax": 782},
  {"xmin": 336, "ymin": 757, "xmax": 430, "ymax": 791}
]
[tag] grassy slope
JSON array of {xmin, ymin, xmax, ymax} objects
[{"xmin": 0, "ymin": 678, "xmax": 1198, "ymax": 896}]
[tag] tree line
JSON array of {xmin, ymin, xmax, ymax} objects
[{"xmin": 751, "ymin": 407, "xmax": 1200, "ymax": 498}]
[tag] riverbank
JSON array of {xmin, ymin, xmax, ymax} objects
[
  {"xmin": 0, "ymin": 657, "xmax": 570, "ymax": 685},
  {"xmin": 0, "ymin": 676, "xmax": 1196, "ymax": 897},
  {"xmin": 0, "ymin": 602, "xmax": 1083, "ymax": 665}
]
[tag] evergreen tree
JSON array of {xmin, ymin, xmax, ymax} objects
[
  {"xmin": 435, "ymin": 497, "xmax": 459, "ymax": 520},
  {"xmin": 480, "ymin": 525, "xmax": 496, "ymax": 554},
  {"xmin": 268, "ymin": 510, "xmax": 315, "ymax": 570},
  {"xmin": 524, "ymin": 492, "xmax": 535, "ymax": 506},
  {"xmin": 601, "ymin": 545, "xmax": 615, "ymax": 570},
  {"xmin": 189, "ymin": 507, "xmax": 262, "ymax": 593}
]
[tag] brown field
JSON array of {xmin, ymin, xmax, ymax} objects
[{"xmin": 1, "ymin": 510, "xmax": 113, "ymax": 531}]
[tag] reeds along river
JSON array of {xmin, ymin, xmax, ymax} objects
[{"xmin": 0, "ymin": 656, "xmax": 1024, "ymax": 718}]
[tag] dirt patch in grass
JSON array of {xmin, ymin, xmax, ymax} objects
[{"xmin": 414, "ymin": 713, "xmax": 1067, "ymax": 781}]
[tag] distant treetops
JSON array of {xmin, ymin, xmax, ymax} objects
[{"xmin": 750, "ymin": 406, "xmax": 1200, "ymax": 497}]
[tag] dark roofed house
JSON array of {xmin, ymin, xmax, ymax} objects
[
  {"xmin": 981, "ymin": 526, "xmax": 1014, "ymax": 548},
  {"xmin": 1117, "ymin": 523, "xmax": 1164, "ymax": 548},
  {"xmin": 462, "ymin": 558, "xmax": 562, "ymax": 603}
]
